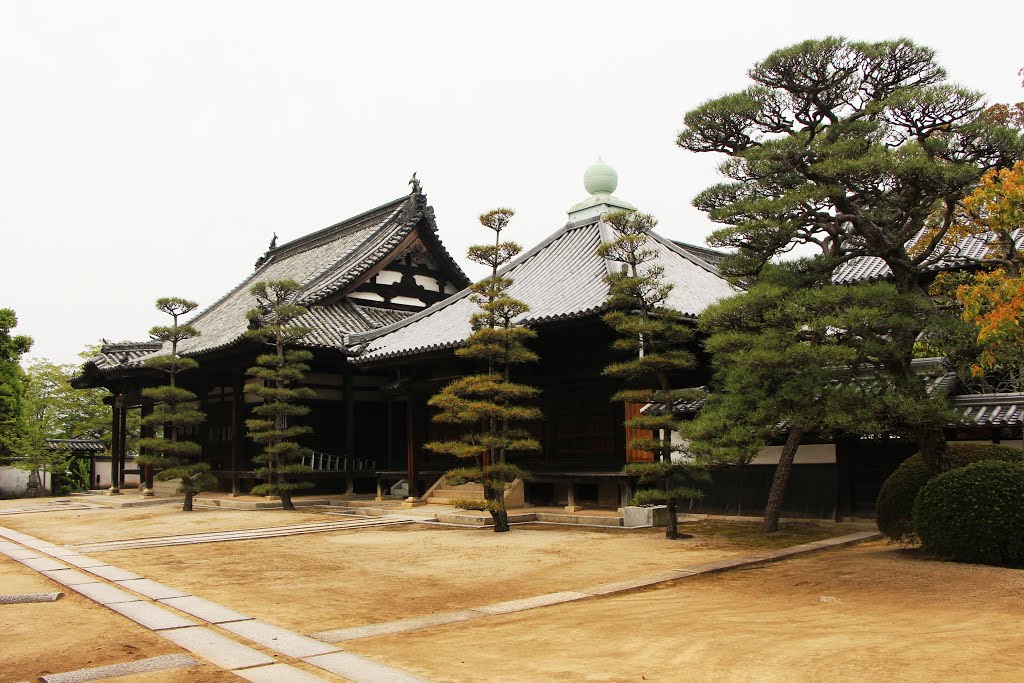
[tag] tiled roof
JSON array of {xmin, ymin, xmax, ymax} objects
[
  {"xmin": 296, "ymin": 302, "xmax": 413, "ymax": 349},
  {"xmin": 45, "ymin": 438, "xmax": 106, "ymax": 452},
  {"xmin": 88, "ymin": 342, "xmax": 164, "ymax": 371},
  {"xmin": 672, "ymin": 241, "xmax": 728, "ymax": 267},
  {"xmin": 352, "ymin": 219, "xmax": 738, "ymax": 363},
  {"xmin": 832, "ymin": 229, "xmax": 1024, "ymax": 284},
  {"xmin": 176, "ymin": 195, "xmax": 414, "ymax": 357},
  {"xmin": 951, "ymin": 393, "xmax": 1024, "ymax": 427}
]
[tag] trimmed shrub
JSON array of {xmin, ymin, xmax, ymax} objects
[
  {"xmin": 876, "ymin": 442, "xmax": 1021, "ymax": 542},
  {"xmin": 912, "ymin": 460, "xmax": 1024, "ymax": 567}
]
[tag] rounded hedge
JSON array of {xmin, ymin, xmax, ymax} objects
[
  {"xmin": 913, "ymin": 460, "xmax": 1024, "ymax": 567},
  {"xmin": 876, "ymin": 442, "xmax": 1021, "ymax": 542}
]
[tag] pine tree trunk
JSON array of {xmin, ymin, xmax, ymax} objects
[
  {"xmin": 665, "ymin": 500, "xmax": 678, "ymax": 540},
  {"xmin": 917, "ymin": 426, "xmax": 952, "ymax": 474},
  {"xmin": 183, "ymin": 491, "xmax": 194, "ymax": 512},
  {"xmin": 485, "ymin": 485, "xmax": 510, "ymax": 532},
  {"xmin": 491, "ymin": 507, "xmax": 510, "ymax": 532},
  {"xmin": 764, "ymin": 426, "xmax": 805, "ymax": 533},
  {"xmin": 280, "ymin": 491, "xmax": 295, "ymax": 511}
]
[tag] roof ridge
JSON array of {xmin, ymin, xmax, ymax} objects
[
  {"xmin": 650, "ymin": 230, "xmax": 723, "ymax": 276},
  {"xmin": 348, "ymin": 219, "xmax": 600, "ymax": 346},
  {"xmin": 267, "ymin": 194, "xmax": 410, "ymax": 260}
]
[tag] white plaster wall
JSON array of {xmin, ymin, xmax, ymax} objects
[
  {"xmin": 374, "ymin": 270, "xmax": 403, "ymax": 286},
  {"xmin": 751, "ymin": 443, "xmax": 836, "ymax": 465},
  {"xmin": 413, "ymin": 274, "xmax": 440, "ymax": 290},
  {"xmin": 0, "ymin": 467, "xmax": 53, "ymax": 498}
]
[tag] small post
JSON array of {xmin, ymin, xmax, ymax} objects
[{"xmin": 141, "ymin": 403, "xmax": 155, "ymax": 496}]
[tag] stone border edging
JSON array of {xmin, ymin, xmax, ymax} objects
[{"xmin": 311, "ymin": 529, "xmax": 881, "ymax": 643}]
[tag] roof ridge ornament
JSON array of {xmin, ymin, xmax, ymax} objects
[{"xmin": 568, "ymin": 158, "xmax": 636, "ymax": 222}]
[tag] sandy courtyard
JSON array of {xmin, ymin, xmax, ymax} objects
[
  {"xmin": 3, "ymin": 499, "xmax": 1021, "ymax": 682},
  {"xmin": 346, "ymin": 541, "xmax": 1024, "ymax": 682}
]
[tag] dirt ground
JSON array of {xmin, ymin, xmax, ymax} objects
[
  {"xmin": 347, "ymin": 541, "xmax": 1024, "ymax": 682},
  {"xmin": 0, "ymin": 556, "xmax": 235, "ymax": 683}
]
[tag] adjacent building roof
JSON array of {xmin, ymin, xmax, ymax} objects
[
  {"xmin": 832, "ymin": 229, "xmax": 1024, "ymax": 284},
  {"xmin": 951, "ymin": 393, "xmax": 1024, "ymax": 427},
  {"xmin": 45, "ymin": 439, "xmax": 106, "ymax": 453},
  {"xmin": 351, "ymin": 218, "xmax": 738, "ymax": 363},
  {"xmin": 673, "ymin": 241, "xmax": 728, "ymax": 268}
]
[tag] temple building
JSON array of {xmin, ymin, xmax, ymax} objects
[{"xmin": 74, "ymin": 164, "xmax": 737, "ymax": 509}]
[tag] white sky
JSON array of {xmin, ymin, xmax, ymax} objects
[{"xmin": 2, "ymin": 0, "xmax": 1022, "ymax": 365}]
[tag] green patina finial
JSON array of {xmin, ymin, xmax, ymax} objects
[{"xmin": 583, "ymin": 158, "xmax": 618, "ymax": 196}]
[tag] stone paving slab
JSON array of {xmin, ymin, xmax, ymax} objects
[
  {"xmin": 471, "ymin": 591, "xmax": 591, "ymax": 615},
  {"xmin": 160, "ymin": 626, "xmax": 276, "ymax": 669},
  {"xmin": 70, "ymin": 582, "xmax": 142, "ymax": 605},
  {"xmin": 42, "ymin": 568, "xmax": 101, "ymax": 586},
  {"xmin": 0, "ymin": 547, "xmax": 42, "ymax": 560},
  {"xmin": 578, "ymin": 571, "xmax": 695, "ymax": 596},
  {"xmin": 117, "ymin": 578, "xmax": 190, "ymax": 600},
  {"xmin": 105, "ymin": 600, "xmax": 197, "ymax": 631},
  {"xmin": 40, "ymin": 653, "xmax": 200, "ymax": 683},
  {"xmin": 58, "ymin": 554, "xmax": 108, "ymax": 569},
  {"xmin": 313, "ymin": 610, "xmax": 481, "ymax": 643},
  {"xmin": 304, "ymin": 651, "xmax": 431, "ymax": 683},
  {"xmin": 18, "ymin": 556, "xmax": 67, "ymax": 571},
  {"xmin": 0, "ymin": 591, "xmax": 62, "ymax": 604},
  {"xmin": 86, "ymin": 564, "xmax": 141, "ymax": 581},
  {"xmin": 45, "ymin": 547, "xmax": 85, "ymax": 557},
  {"xmin": 18, "ymin": 539, "xmax": 61, "ymax": 551},
  {"xmin": 220, "ymin": 619, "xmax": 340, "ymax": 658},
  {"xmin": 159, "ymin": 595, "xmax": 253, "ymax": 623},
  {"xmin": 234, "ymin": 663, "xmax": 332, "ymax": 682}
]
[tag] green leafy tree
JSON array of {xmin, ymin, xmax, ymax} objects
[
  {"xmin": 688, "ymin": 264, "xmax": 938, "ymax": 532},
  {"xmin": 244, "ymin": 280, "xmax": 315, "ymax": 511},
  {"xmin": 136, "ymin": 298, "xmax": 215, "ymax": 511},
  {"xmin": 18, "ymin": 358, "xmax": 112, "ymax": 495},
  {"xmin": 0, "ymin": 308, "xmax": 32, "ymax": 463},
  {"xmin": 598, "ymin": 210, "xmax": 709, "ymax": 540},
  {"xmin": 426, "ymin": 209, "xmax": 540, "ymax": 533},
  {"xmin": 677, "ymin": 37, "xmax": 1024, "ymax": 472}
]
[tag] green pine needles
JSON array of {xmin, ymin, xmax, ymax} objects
[
  {"xmin": 598, "ymin": 210, "xmax": 709, "ymax": 539},
  {"xmin": 244, "ymin": 279, "xmax": 314, "ymax": 511},
  {"xmin": 137, "ymin": 297, "xmax": 215, "ymax": 511},
  {"xmin": 425, "ymin": 208, "xmax": 541, "ymax": 533}
]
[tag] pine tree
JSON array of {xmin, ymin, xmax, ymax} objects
[
  {"xmin": 678, "ymin": 37, "xmax": 1024, "ymax": 472},
  {"xmin": 598, "ymin": 210, "xmax": 709, "ymax": 540},
  {"xmin": 687, "ymin": 265, "xmax": 937, "ymax": 532},
  {"xmin": 425, "ymin": 209, "xmax": 541, "ymax": 533},
  {"xmin": 136, "ymin": 298, "xmax": 215, "ymax": 511},
  {"xmin": 244, "ymin": 279, "xmax": 314, "ymax": 511}
]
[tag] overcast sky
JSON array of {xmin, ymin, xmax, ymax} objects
[{"xmin": 2, "ymin": 1, "xmax": 1022, "ymax": 365}]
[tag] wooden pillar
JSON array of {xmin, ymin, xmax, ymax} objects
[
  {"xmin": 619, "ymin": 477, "xmax": 632, "ymax": 510},
  {"xmin": 565, "ymin": 478, "xmax": 580, "ymax": 512},
  {"xmin": 107, "ymin": 396, "xmax": 122, "ymax": 495},
  {"xmin": 405, "ymin": 397, "xmax": 417, "ymax": 499},
  {"xmin": 386, "ymin": 399, "xmax": 394, "ymax": 471},
  {"xmin": 231, "ymin": 373, "xmax": 243, "ymax": 496},
  {"xmin": 141, "ymin": 403, "xmax": 155, "ymax": 496},
  {"xmin": 344, "ymin": 369, "xmax": 355, "ymax": 496},
  {"xmin": 118, "ymin": 398, "xmax": 128, "ymax": 489}
]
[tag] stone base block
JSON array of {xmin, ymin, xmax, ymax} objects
[{"xmin": 623, "ymin": 505, "xmax": 669, "ymax": 528}]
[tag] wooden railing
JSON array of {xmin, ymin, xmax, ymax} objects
[{"xmin": 301, "ymin": 451, "xmax": 376, "ymax": 473}]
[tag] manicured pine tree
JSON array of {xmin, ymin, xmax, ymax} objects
[
  {"xmin": 598, "ymin": 210, "xmax": 709, "ymax": 540},
  {"xmin": 425, "ymin": 209, "xmax": 541, "ymax": 533},
  {"xmin": 687, "ymin": 264, "xmax": 936, "ymax": 532},
  {"xmin": 136, "ymin": 298, "xmax": 215, "ymax": 511},
  {"xmin": 244, "ymin": 279, "xmax": 314, "ymax": 511}
]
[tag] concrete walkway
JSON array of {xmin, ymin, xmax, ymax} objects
[{"xmin": 0, "ymin": 525, "xmax": 429, "ymax": 683}]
